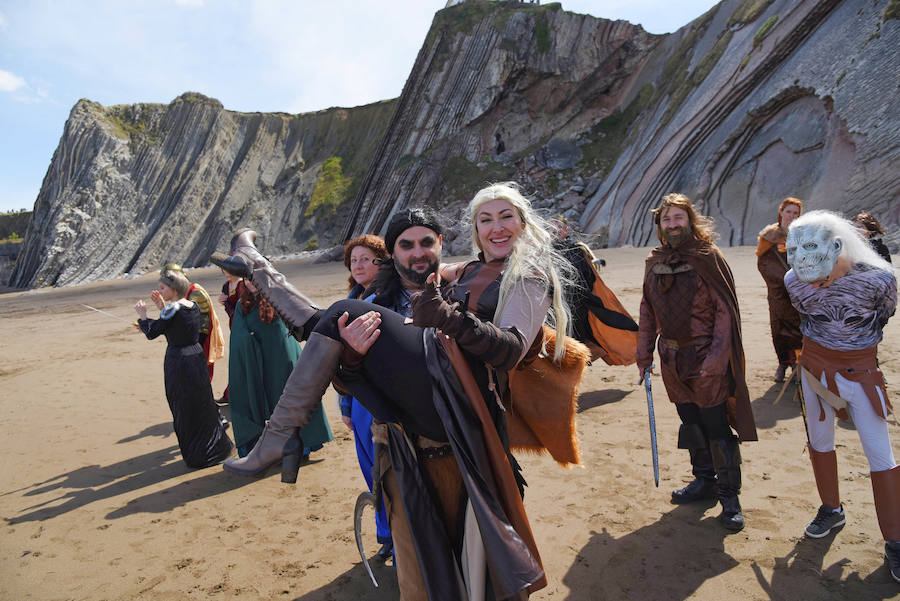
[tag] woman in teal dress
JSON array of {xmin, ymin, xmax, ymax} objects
[{"xmin": 229, "ymin": 281, "xmax": 333, "ymax": 458}]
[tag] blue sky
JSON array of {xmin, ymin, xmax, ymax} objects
[{"xmin": 0, "ymin": 0, "xmax": 719, "ymax": 213}]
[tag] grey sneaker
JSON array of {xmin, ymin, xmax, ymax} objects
[
  {"xmin": 886, "ymin": 541, "xmax": 900, "ymax": 583},
  {"xmin": 805, "ymin": 504, "xmax": 845, "ymax": 538}
]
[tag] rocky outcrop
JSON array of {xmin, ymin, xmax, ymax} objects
[
  {"xmin": 11, "ymin": 94, "xmax": 395, "ymax": 287},
  {"xmin": 583, "ymin": 0, "xmax": 899, "ymax": 247},
  {"xmin": 346, "ymin": 0, "xmax": 898, "ymax": 252},
  {"xmin": 12, "ymin": 0, "xmax": 899, "ymax": 287},
  {"xmin": 343, "ymin": 2, "xmax": 660, "ymax": 248}
]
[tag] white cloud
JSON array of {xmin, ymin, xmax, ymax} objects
[
  {"xmin": 0, "ymin": 69, "xmax": 26, "ymax": 92},
  {"xmin": 173, "ymin": 0, "xmax": 204, "ymax": 7},
  {"xmin": 0, "ymin": 10, "xmax": 7, "ymax": 29}
]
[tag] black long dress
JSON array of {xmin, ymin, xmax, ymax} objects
[{"xmin": 139, "ymin": 302, "xmax": 233, "ymax": 468}]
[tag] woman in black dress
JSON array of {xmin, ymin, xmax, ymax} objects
[{"xmin": 134, "ymin": 269, "xmax": 233, "ymax": 468}]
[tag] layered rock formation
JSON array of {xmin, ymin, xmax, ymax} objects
[
  {"xmin": 347, "ymin": 0, "xmax": 899, "ymax": 251},
  {"xmin": 11, "ymin": 94, "xmax": 394, "ymax": 287},
  {"xmin": 12, "ymin": 0, "xmax": 899, "ymax": 287}
]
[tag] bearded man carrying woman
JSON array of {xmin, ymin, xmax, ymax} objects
[{"xmin": 211, "ymin": 183, "xmax": 584, "ymax": 600}]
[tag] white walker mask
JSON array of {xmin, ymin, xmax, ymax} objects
[{"xmin": 786, "ymin": 224, "xmax": 843, "ymax": 283}]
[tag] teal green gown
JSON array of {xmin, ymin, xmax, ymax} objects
[{"xmin": 229, "ymin": 303, "xmax": 333, "ymax": 456}]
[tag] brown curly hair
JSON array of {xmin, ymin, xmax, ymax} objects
[
  {"xmin": 852, "ymin": 211, "xmax": 885, "ymax": 236},
  {"xmin": 651, "ymin": 193, "xmax": 717, "ymax": 245},
  {"xmin": 343, "ymin": 234, "xmax": 389, "ymax": 290}
]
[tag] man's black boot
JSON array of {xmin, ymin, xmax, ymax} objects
[
  {"xmin": 672, "ymin": 424, "xmax": 717, "ymax": 504},
  {"xmin": 710, "ymin": 435, "xmax": 745, "ymax": 532}
]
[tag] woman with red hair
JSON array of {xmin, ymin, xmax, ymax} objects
[{"xmin": 757, "ymin": 197, "xmax": 804, "ymax": 382}]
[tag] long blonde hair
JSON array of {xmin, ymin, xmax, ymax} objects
[{"xmin": 468, "ymin": 182, "xmax": 573, "ymax": 363}]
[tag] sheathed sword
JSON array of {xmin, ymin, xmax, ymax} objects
[{"xmin": 643, "ymin": 366, "xmax": 660, "ymax": 487}]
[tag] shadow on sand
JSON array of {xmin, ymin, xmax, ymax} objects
[
  {"xmin": 559, "ymin": 502, "xmax": 897, "ymax": 599},
  {"xmin": 751, "ymin": 530, "xmax": 898, "ymax": 600},
  {"xmin": 560, "ymin": 503, "xmax": 738, "ymax": 600},
  {"xmin": 289, "ymin": 557, "xmax": 399, "ymax": 601},
  {"xmin": 578, "ymin": 388, "xmax": 629, "ymax": 413},
  {"xmin": 751, "ymin": 381, "xmax": 802, "ymax": 430},
  {"xmin": 4, "ymin": 422, "xmax": 266, "ymax": 524}
]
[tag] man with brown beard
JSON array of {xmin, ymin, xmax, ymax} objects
[{"xmin": 636, "ymin": 194, "xmax": 757, "ymax": 532}]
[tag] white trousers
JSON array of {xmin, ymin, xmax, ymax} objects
[{"xmin": 802, "ymin": 370, "xmax": 897, "ymax": 472}]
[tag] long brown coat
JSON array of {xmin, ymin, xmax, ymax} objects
[
  {"xmin": 756, "ymin": 224, "xmax": 802, "ymax": 365},
  {"xmin": 637, "ymin": 239, "xmax": 757, "ymax": 442}
]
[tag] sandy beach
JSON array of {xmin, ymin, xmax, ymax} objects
[{"xmin": 1, "ymin": 246, "xmax": 898, "ymax": 600}]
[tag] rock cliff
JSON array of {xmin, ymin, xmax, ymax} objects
[
  {"xmin": 11, "ymin": 0, "xmax": 899, "ymax": 287},
  {"xmin": 347, "ymin": 0, "xmax": 898, "ymax": 252},
  {"xmin": 11, "ymin": 94, "xmax": 395, "ymax": 287}
]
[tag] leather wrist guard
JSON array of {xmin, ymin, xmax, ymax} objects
[{"xmin": 455, "ymin": 312, "xmax": 526, "ymax": 372}]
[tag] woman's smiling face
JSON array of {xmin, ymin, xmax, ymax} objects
[{"xmin": 475, "ymin": 198, "xmax": 524, "ymax": 262}]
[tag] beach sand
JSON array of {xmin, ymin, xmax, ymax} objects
[{"xmin": 1, "ymin": 246, "xmax": 898, "ymax": 600}]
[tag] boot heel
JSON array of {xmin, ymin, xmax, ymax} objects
[
  {"xmin": 280, "ymin": 430, "xmax": 304, "ymax": 484},
  {"xmin": 281, "ymin": 453, "xmax": 300, "ymax": 484}
]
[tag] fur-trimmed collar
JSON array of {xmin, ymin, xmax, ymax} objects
[{"xmin": 758, "ymin": 223, "xmax": 786, "ymax": 243}]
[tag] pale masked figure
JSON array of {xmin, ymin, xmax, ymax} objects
[
  {"xmin": 784, "ymin": 210, "xmax": 899, "ymax": 583},
  {"xmin": 786, "ymin": 225, "xmax": 843, "ymax": 283}
]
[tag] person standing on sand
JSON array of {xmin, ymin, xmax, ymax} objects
[
  {"xmin": 852, "ymin": 211, "xmax": 893, "ymax": 264},
  {"xmin": 134, "ymin": 268, "xmax": 233, "ymax": 468},
  {"xmin": 337, "ymin": 233, "xmax": 393, "ymax": 560},
  {"xmin": 216, "ymin": 268, "xmax": 245, "ymax": 405},
  {"xmin": 159, "ymin": 263, "xmax": 224, "ymax": 381},
  {"xmin": 756, "ymin": 197, "xmax": 804, "ymax": 383},
  {"xmin": 784, "ymin": 210, "xmax": 899, "ymax": 583},
  {"xmin": 636, "ymin": 193, "xmax": 756, "ymax": 532},
  {"xmin": 227, "ymin": 277, "xmax": 333, "ymax": 459}
]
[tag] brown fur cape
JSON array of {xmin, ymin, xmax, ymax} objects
[{"xmin": 507, "ymin": 326, "xmax": 590, "ymax": 466}]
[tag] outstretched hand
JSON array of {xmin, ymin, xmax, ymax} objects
[
  {"xmin": 150, "ymin": 290, "xmax": 164, "ymax": 310},
  {"xmin": 134, "ymin": 300, "xmax": 148, "ymax": 320},
  {"xmin": 338, "ymin": 311, "xmax": 381, "ymax": 356}
]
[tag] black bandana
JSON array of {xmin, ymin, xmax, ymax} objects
[{"xmin": 384, "ymin": 207, "xmax": 443, "ymax": 253}]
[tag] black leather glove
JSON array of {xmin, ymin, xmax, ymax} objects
[
  {"xmin": 456, "ymin": 319, "xmax": 526, "ymax": 372},
  {"xmin": 410, "ymin": 280, "xmax": 466, "ymax": 336},
  {"xmin": 411, "ymin": 281, "xmax": 526, "ymax": 371}
]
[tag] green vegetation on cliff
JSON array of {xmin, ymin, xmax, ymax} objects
[
  {"xmin": 663, "ymin": 30, "xmax": 734, "ymax": 124},
  {"xmin": 306, "ymin": 156, "xmax": 352, "ymax": 217},
  {"xmin": 728, "ymin": 0, "xmax": 774, "ymax": 27},
  {"xmin": 753, "ymin": 15, "xmax": 779, "ymax": 47},
  {"xmin": 885, "ymin": 0, "xmax": 900, "ymax": 21},
  {"xmin": 0, "ymin": 210, "xmax": 30, "ymax": 242},
  {"xmin": 426, "ymin": 1, "xmax": 562, "ymax": 69},
  {"xmin": 654, "ymin": 7, "xmax": 728, "ymax": 125},
  {"xmin": 440, "ymin": 155, "xmax": 516, "ymax": 204},
  {"xmin": 103, "ymin": 105, "xmax": 163, "ymax": 145}
]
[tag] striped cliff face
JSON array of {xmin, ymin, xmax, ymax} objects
[{"xmin": 12, "ymin": 1, "xmax": 899, "ymax": 288}]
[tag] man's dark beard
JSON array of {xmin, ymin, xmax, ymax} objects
[
  {"xmin": 396, "ymin": 259, "xmax": 438, "ymax": 286},
  {"xmin": 663, "ymin": 225, "xmax": 691, "ymax": 247}
]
